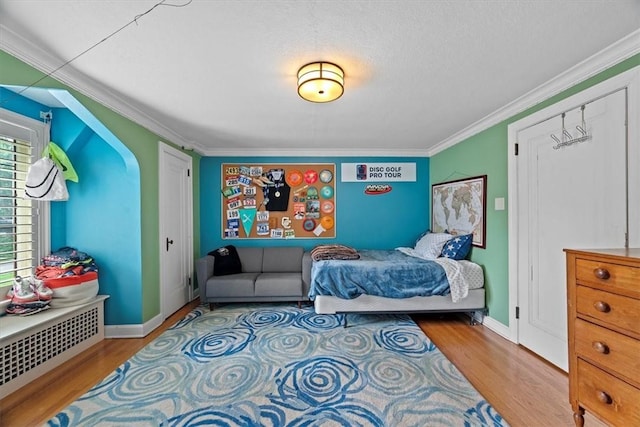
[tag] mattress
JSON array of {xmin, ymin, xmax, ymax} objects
[
  {"xmin": 314, "ymin": 288, "xmax": 486, "ymax": 314},
  {"xmin": 310, "ymin": 250, "xmax": 485, "ymax": 301},
  {"xmin": 312, "ymin": 258, "xmax": 485, "ymax": 315}
]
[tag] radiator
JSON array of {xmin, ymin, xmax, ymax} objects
[{"xmin": 0, "ymin": 295, "xmax": 107, "ymax": 399}]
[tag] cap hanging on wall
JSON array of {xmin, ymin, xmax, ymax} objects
[{"xmin": 297, "ymin": 62, "xmax": 344, "ymax": 103}]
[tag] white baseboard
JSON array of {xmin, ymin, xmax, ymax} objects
[
  {"xmin": 105, "ymin": 307, "xmax": 515, "ymax": 343},
  {"xmin": 104, "ymin": 312, "xmax": 164, "ymax": 338},
  {"xmin": 481, "ymin": 315, "xmax": 516, "ymax": 343}
]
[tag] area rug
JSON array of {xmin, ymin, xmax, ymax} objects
[{"xmin": 48, "ymin": 303, "xmax": 508, "ymax": 426}]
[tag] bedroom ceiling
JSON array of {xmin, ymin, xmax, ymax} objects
[{"xmin": 0, "ymin": 1, "xmax": 638, "ymax": 156}]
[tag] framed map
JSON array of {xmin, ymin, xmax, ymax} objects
[{"xmin": 431, "ymin": 175, "xmax": 487, "ymax": 248}]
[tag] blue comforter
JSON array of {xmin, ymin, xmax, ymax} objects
[{"xmin": 309, "ymin": 250, "xmax": 449, "ymax": 299}]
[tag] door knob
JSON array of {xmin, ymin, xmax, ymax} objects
[{"xmin": 166, "ymin": 237, "xmax": 174, "ymax": 251}]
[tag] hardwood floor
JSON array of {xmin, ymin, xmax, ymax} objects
[
  {"xmin": 1, "ymin": 303, "xmax": 605, "ymax": 426},
  {"xmin": 413, "ymin": 313, "xmax": 606, "ymax": 427},
  {"xmin": 0, "ymin": 300, "xmax": 201, "ymax": 427}
]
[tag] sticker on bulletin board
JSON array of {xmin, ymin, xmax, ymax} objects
[{"xmin": 221, "ymin": 163, "xmax": 336, "ymax": 239}]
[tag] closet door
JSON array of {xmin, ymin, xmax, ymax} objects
[
  {"xmin": 159, "ymin": 142, "xmax": 193, "ymax": 319},
  {"xmin": 515, "ymin": 89, "xmax": 627, "ymax": 370}
]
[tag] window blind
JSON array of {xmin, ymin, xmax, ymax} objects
[{"xmin": 0, "ymin": 135, "xmax": 37, "ymax": 288}]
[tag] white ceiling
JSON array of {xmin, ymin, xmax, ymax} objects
[{"xmin": 0, "ymin": 1, "xmax": 638, "ymax": 156}]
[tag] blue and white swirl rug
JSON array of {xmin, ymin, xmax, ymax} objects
[{"xmin": 48, "ymin": 303, "xmax": 508, "ymax": 426}]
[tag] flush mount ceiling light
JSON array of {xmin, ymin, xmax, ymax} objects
[{"xmin": 297, "ymin": 62, "xmax": 344, "ymax": 103}]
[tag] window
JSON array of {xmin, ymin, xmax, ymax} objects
[{"xmin": 0, "ymin": 108, "xmax": 49, "ymax": 296}]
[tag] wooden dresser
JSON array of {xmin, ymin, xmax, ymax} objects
[{"xmin": 565, "ymin": 248, "xmax": 640, "ymax": 427}]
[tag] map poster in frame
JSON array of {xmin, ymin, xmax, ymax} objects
[{"xmin": 431, "ymin": 175, "xmax": 487, "ymax": 248}]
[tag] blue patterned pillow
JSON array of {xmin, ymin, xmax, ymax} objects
[{"xmin": 440, "ymin": 234, "xmax": 473, "ymax": 260}]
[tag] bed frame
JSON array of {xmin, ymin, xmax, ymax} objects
[{"xmin": 314, "ymin": 288, "xmax": 486, "ymax": 327}]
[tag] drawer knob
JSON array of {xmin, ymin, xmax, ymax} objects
[
  {"xmin": 593, "ymin": 268, "xmax": 610, "ymax": 280},
  {"xmin": 596, "ymin": 390, "xmax": 613, "ymax": 405},
  {"xmin": 592, "ymin": 341, "xmax": 610, "ymax": 354},
  {"xmin": 594, "ymin": 301, "xmax": 611, "ymax": 313}
]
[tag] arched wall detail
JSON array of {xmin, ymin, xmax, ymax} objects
[{"xmin": 0, "ymin": 85, "xmax": 143, "ymax": 324}]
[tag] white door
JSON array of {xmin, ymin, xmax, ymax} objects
[
  {"xmin": 514, "ymin": 89, "xmax": 627, "ymax": 370},
  {"xmin": 159, "ymin": 142, "xmax": 193, "ymax": 319}
]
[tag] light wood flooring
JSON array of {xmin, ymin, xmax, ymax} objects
[
  {"xmin": 1, "ymin": 301, "xmax": 606, "ymax": 426},
  {"xmin": 413, "ymin": 313, "xmax": 606, "ymax": 427}
]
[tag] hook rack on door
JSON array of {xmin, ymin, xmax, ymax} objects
[{"xmin": 551, "ymin": 105, "xmax": 591, "ymax": 149}]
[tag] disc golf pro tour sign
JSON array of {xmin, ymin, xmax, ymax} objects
[{"xmin": 341, "ymin": 163, "xmax": 417, "ymax": 182}]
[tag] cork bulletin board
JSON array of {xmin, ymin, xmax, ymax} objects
[{"xmin": 221, "ymin": 163, "xmax": 336, "ymax": 239}]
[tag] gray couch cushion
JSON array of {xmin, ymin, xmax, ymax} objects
[
  {"xmin": 206, "ymin": 272, "xmax": 259, "ymax": 297},
  {"xmin": 262, "ymin": 247, "xmax": 303, "ymax": 272},
  {"xmin": 254, "ymin": 273, "xmax": 302, "ymax": 297},
  {"xmin": 236, "ymin": 247, "xmax": 264, "ymax": 273},
  {"xmin": 201, "ymin": 246, "xmax": 308, "ymax": 304}
]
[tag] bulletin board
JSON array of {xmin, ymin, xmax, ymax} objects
[{"xmin": 221, "ymin": 163, "xmax": 336, "ymax": 239}]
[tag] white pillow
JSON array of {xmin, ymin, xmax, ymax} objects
[{"xmin": 414, "ymin": 232, "xmax": 452, "ymax": 260}]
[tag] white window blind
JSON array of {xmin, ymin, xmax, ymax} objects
[
  {"xmin": 0, "ymin": 108, "xmax": 49, "ymax": 293},
  {"xmin": 0, "ymin": 135, "xmax": 36, "ymax": 287}
]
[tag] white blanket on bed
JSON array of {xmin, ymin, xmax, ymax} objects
[{"xmin": 433, "ymin": 257, "xmax": 469, "ymax": 303}]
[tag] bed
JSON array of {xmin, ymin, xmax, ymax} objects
[{"xmin": 308, "ymin": 239, "xmax": 486, "ymax": 326}]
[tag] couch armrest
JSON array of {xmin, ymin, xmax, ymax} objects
[
  {"xmin": 302, "ymin": 252, "xmax": 313, "ymax": 297},
  {"xmin": 195, "ymin": 256, "xmax": 215, "ymax": 290}
]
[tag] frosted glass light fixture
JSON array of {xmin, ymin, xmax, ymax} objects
[{"xmin": 297, "ymin": 62, "xmax": 344, "ymax": 103}]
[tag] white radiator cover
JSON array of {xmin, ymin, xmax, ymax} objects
[{"xmin": 0, "ymin": 295, "xmax": 108, "ymax": 399}]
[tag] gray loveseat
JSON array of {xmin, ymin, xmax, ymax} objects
[{"xmin": 196, "ymin": 246, "xmax": 313, "ymax": 309}]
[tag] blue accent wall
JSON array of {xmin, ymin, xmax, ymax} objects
[
  {"xmin": 1, "ymin": 87, "xmax": 143, "ymax": 325},
  {"xmin": 0, "ymin": 87, "xmax": 43, "ymax": 119},
  {"xmin": 200, "ymin": 156, "xmax": 430, "ymax": 254}
]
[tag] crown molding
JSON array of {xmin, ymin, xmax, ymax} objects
[
  {"xmin": 0, "ymin": 24, "xmax": 192, "ymax": 149},
  {"xmin": 197, "ymin": 146, "xmax": 429, "ymax": 157},
  {"xmin": 4, "ymin": 23, "xmax": 637, "ymax": 159},
  {"xmin": 426, "ymin": 29, "xmax": 640, "ymax": 156}
]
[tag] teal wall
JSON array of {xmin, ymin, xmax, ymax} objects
[
  {"xmin": 430, "ymin": 54, "xmax": 640, "ymax": 326},
  {"xmin": 0, "ymin": 49, "xmax": 202, "ymax": 326},
  {"xmin": 430, "ymin": 127, "xmax": 509, "ymax": 323},
  {"xmin": 201, "ymin": 157, "xmax": 430, "ymax": 253}
]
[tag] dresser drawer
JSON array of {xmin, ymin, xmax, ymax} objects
[
  {"xmin": 576, "ymin": 286, "xmax": 640, "ymax": 333},
  {"xmin": 577, "ymin": 359, "xmax": 640, "ymax": 426},
  {"xmin": 575, "ymin": 318, "xmax": 640, "ymax": 385},
  {"xmin": 576, "ymin": 258, "xmax": 640, "ymax": 294}
]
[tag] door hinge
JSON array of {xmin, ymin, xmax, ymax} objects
[
  {"xmin": 187, "ymin": 169, "xmax": 190, "ymax": 177},
  {"xmin": 188, "ymin": 277, "xmax": 191, "ymax": 286},
  {"xmin": 514, "ymin": 143, "xmax": 519, "ymax": 156},
  {"xmin": 515, "ymin": 306, "xmax": 520, "ymax": 319}
]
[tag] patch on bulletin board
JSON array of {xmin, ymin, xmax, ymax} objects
[{"xmin": 221, "ymin": 163, "xmax": 336, "ymax": 239}]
